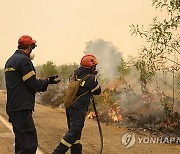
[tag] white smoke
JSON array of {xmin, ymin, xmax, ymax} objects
[{"xmin": 84, "ymin": 39, "xmax": 122, "ymax": 80}]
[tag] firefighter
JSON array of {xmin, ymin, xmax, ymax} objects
[
  {"xmin": 4, "ymin": 35, "xmax": 60, "ymax": 154},
  {"xmin": 53, "ymin": 54, "xmax": 101, "ymax": 154}
]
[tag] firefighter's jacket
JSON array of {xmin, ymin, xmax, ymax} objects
[
  {"xmin": 72, "ymin": 67, "xmax": 101, "ymax": 111},
  {"xmin": 4, "ymin": 50, "xmax": 48, "ymax": 113}
]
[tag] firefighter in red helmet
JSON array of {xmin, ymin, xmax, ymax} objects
[
  {"xmin": 53, "ymin": 54, "xmax": 101, "ymax": 154},
  {"xmin": 4, "ymin": 35, "xmax": 60, "ymax": 154}
]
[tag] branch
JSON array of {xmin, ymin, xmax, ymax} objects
[
  {"xmin": 165, "ymin": 44, "xmax": 180, "ymax": 55},
  {"xmin": 160, "ymin": 56, "xmax": 180, "ymax": 65}
]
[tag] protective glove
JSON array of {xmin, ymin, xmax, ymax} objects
[{"xmin": 47, "ymin": 75, "xmax": 61, "ymax": 84}]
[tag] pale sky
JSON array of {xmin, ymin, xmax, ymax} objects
[{"xmin": 0, "ymin": 0, "xmax": 167, "ymax": 68}]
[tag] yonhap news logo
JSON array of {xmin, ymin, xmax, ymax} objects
[
  {"xmin": 121, "ymin": 132, "xmax": 180, "ymax": 148},
  {"xmin": 121, "ymin": 133, "xmax": 136, "ymax": 148}
]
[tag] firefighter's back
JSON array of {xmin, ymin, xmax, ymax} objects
[{"xmin": 5, "ymin": 50, "xmax": 35, "ymax": 113}]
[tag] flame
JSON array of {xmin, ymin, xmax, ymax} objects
[
  {"xmin": 109, "ymin": 103, "xmax": 122, "ymax": 122},
  {"xmin": 88, "ymin": 79, "xmax": 124, "ymax": 122},
  {"xmin": 87, "ymin": 111, "xmax": 96, "ymax": 119},
  {"xmin": 108, "ymin": 108, "xmax": 122, "ymax": 122},
  {"xmin": 87, "ymin": 108, "xmax": 123, "ymax": 122}
]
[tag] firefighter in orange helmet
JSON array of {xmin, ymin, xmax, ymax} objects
[{"xmin": 53, "ymin": 54, "xmax": 101, "ymax": 154}]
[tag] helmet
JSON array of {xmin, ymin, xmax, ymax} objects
[
  {"xmin": 18, "ymin": 35, "xmax": 36, "ymax": 46},
  {"xmin": 80, "ymin": 54, "xmax": 97, "ymax": 68}
]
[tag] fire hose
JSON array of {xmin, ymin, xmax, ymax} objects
[{"xmin": 92, "ymin": 96, "xmax": 103, "ymax": 154}]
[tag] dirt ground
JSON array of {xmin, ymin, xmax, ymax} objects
[{"xmin": 0, "ymin": 90, "xmax": 180, "ymax": 154}]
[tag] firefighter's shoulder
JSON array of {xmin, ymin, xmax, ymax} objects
[
  {"xmin": 88, "ymin": 74, "xmax": 98, "ymax": 83},
  {"xmin": 18, "ymin": 53, "xmax": 33, "ymax": 67}
]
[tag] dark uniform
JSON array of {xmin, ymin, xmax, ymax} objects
[
  {"xmin": 5, "ymin": 50, "xmax": 48, "ymax": 154},
  {"xmin": 53, "ymin": 67, "xmax": 101, "ymax": 154}
]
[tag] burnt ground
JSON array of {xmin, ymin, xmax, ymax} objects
[{"xmin": 0, "ymin": 90, "xmax": 180, "ymax": 154}]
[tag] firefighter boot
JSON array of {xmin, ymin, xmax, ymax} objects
[
  {"xmin": 53, "ymin": 142, "xmax": 69, "ymax": 154},
  {"xmin": 70, "ymin": 143, "xmax": 82, "ymax": 154}
]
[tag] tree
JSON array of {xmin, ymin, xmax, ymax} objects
[
  {"xmin": 129, "ymin": 0, "xmax": 180, "ymax": 124},
  {"xmin": 135, "ymin": 58, "xmax": 155, "ymax": 93},
  {"xmin": 117, "ymin": 59, "xmax": 130, "ymax": 79},
  {"xmin": 36, "ymin": 62, "xmax": 79, "ymax": 106},
  {"xmin": 58, "ymin": 63, "xmax": 79, "ymax": 82},
  {"xmin": 130, "ymin": 0, "xmax": 179, "ymax": 93},
  {"xmin": 37, "ymin": 61, "xmax": 59, "ymax": 78},
  {"xmin": 130, "ymin": 0, "xmax": 180, "ymax": 71}
]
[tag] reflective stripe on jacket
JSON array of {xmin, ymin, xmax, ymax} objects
[{"xmin": 4, "ymin": 50, "xmax": 48, "ymax": 113}]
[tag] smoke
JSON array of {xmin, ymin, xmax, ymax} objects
[
  {"xmin": 84, "ymin": 39, "xmax": 122, "ymax": 80},
  {"xmin": 82, "ymin": 39, "xmax": 180, "ymax": 134},
  {"xmin": 96, "ymin": 65, "xmax": 180, "ymax": 129},
  {"xmin": 116, "ymin": 69, "xmax": 180, "ymax": 116}
]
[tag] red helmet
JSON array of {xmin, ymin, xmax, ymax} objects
[
  {"xmin": 18, "ymin": 35, "xmax": 36, "ymax": 46},
  {"xmin": 80, "ymin": 54, "xmax": 97, "ymax": 68}
]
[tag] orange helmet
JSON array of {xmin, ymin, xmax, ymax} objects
[{"xmin": 80, "ymin": 54, "xmax": 97, "ymax": 68}]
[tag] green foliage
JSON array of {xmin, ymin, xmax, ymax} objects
[
  {"xmin": 36, "ymin": 61, "xmax": 60, "ymax": 105},
  {"xmin": 117, "ymin": 59, "xmax": 130, "ymax": 78},
  {"xmin": 152, "ymin": 0, "xmax": 180, "ymax": 12},
  {"xmin": 130, "ymin": 0, "xmax": 180, "ymax": 70},
  {"xmin": 58, "ymin": 63, "xmax": 79, "ymax": 82},
  {"xmin": 36, "ymin": 62, "xmax": 79, "ymax": 105},
  {"xmin": 135, "ymin": 58, "xmax": 155, "ymax": 92},
  {"xmin": 159, "ymin": 94, "xmax": 173, "ymax": 118},
  {"xmin": 38, "ymin": 61, "xmax": 59, "ymax": 78},
  {"xmin": 130, "ymin": 0, "xmax": 180, "ymax": 92}
]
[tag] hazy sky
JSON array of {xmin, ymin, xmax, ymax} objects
[{"xmin": 0, "ymin": 0, "xmax": 167, "ymax": 68}]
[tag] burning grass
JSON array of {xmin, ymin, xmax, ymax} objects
[
  {"xmin": 88, "ymin": 78, "xmax": 180, "ymax": 138},
  {"xmin": 39, "ymin": 76, "xmax": 180, "ymax": 138}
]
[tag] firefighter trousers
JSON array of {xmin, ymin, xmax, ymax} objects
[
  {"xmin": 53, "ymin": 107, "xmax": 86, "ymax": 154},
  {"xmin": 8, "ymin": 110, "xmax": 37, "ymax": 154}
]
